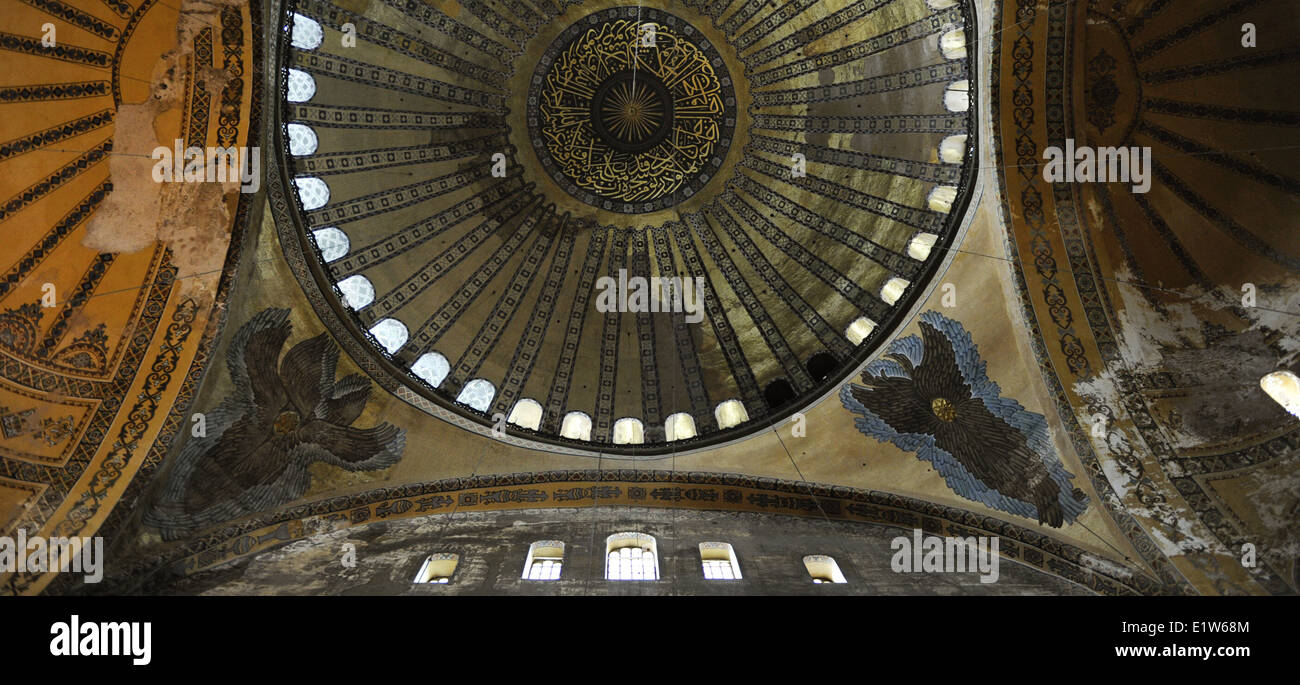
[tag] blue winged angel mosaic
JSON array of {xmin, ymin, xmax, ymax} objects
[{"xmin": 840, "ymin": 311, "xmax": 1089, "ymax": 527}]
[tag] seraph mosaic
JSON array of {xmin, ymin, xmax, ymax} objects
[
  {"xmin": 840, "ymin": 311, "xmax": 1088, "ymax": 528},
  {"xmin": 146, "ymin": 308, "xmax": 405, "ymax": 539}
]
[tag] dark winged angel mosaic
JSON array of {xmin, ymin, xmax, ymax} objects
[
  {"xmin": 146, "ymin": 308, "xmax": 405, "ymax": 539},
  {"xmin": 840, "ymin": 311, "xmax": 1088, "ymax": 527}
]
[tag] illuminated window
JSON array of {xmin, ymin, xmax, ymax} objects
[
  {"xmin": 294, "ymin": 176, "xmax": 329, "ymax": 210},
  {"xmin": 411, "ymin": 352, "xmax": 450, "ymax": 388},
  {"xmin": 700, "ymin": 542, "xmax": 742, "ymax": 580},
  {"xmin": 286, "ymin": 68, "xmax": 316, "ymax": 102},
  {"xmin": 413, "ymin": 553, "xmax": 458, "ymax": 584},
  {"xmin": 803, "ymin": 555, "xmax": 847, "ymax": 584},
  {"xmin": 1261, "ymin": 371, "xmax": 1300, "ymax": 419},
  {"xmin": 508, "ymin": 398, "xmax": 544, "ymax": 430},
  {"xmin": 559, "ymin": 411, "xmax": 592, "ymax": 440},
  {"xmin": 907, "ymin": 232, "xmax": 938, "ymax": 261},
  {"xmin": 336, "ymin": 275, "xmax": 374, "ymax": 309},
  {"xmin": 287, "ymin": 123, "xmax": 318, "ymax": 156},
  {"xmin": 612, "ymin": 417, "xmax": 644, "ymax": 444},
  {"xmin": 845, "ymin": 317, "xmax": 876, "ymax": 345},
  {"xmin": 714, "ymin": 400, "xmax": 749, "ymax": 429},
  {"xmin": 456, "ymin": 379, "xmax": 495, "ymax": 412},
  {"xmin": 939, "ymin": 134, "xmax": 967, "ymax": 164},
  {"xmin": 664, "ymin": 412, "xmax": 697, "ymax": 441},
  {"xmin": 369, "ymin": 318, "xmax": 408, "ymax": 355},
  {"xmin": 290, "ymin": 13, "xmax": 323, "ymax": 50},
  {"xmin": 943, "ymin": 80, "xmax": 969, "ymax": 112},
  {"xmin": 927, "ymin": 185, "xmax": 958, "ymax": 214},
  {"xmin": 880, "ymin": 277, "xmax": 910, "ymax": 305},
  {"xmin": 311, "ymin": 227, "xmax": 348, "ymax": 262},
  {"xmin": 939, "ymin": 28, "xmax": 966, "ymax": 60},
  {"xmin": 606, "ymin": 533, "xmax": 658, "ymax": 581},
  {"xmin": 523, "ymin": 541, "xmax": 565, "ymax": 580}
]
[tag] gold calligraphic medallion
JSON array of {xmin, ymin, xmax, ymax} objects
[{"xmin": 528, "ymin": 7, "xmax": 736, "ymax": 213}]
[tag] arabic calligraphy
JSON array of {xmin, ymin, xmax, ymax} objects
[{"xmin": 534, "ymin": 12, "xmax": 731, "ymax": 210}]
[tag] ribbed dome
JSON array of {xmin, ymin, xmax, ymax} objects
[{"xmin": 272, "ymin": 0, "xmax": 977, "ymax": 454}]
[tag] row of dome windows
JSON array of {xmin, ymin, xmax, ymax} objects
[{"xmin": 413, "ymin": 536, "xmax": 848, "ymax": 584}]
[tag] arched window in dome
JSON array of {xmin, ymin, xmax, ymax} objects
[
  {"xmin": 294, "ymin": 177, "xmax": 329, "ymax": 210},
  {"xmin": 763, "ymin": 379, "xmax": 796, "ymax": 410},
  {"xmin": 806, "ymin": 353, "xmax": 838, "ymax": 382},
  {"xmin": 290, "ymin": 13, "xmax": 323, "ymax": 50},
  {"xmin": 286, "ymin": 68, "xmax": 316, "ymax": 102},
  {"xmin": 311, "ymin": 227, "xmax": 349, "ymax": 263},
  {"xmin": 845, "ymin": 317, "xmax": 876, "ymax": 345},
  {"xmin": 927, "ymin": 185, "xmax": 958, "ymax": 214},
  {"xmin": 804, "ymin": 555, "xmax": 847, "ymax": 584},
  {"xmin": 612, "ymin": 417, "xmax": 644, "ymax": 445},
  {"xmin": 939, "ymin": 135, "xmax": 967, "ymax": 164},
  {"xmin": 559, "ymin": 411, "xmax": 592, "ymax": 441},
  {"xmin": 456, "ymin": 379, "xmax": 495, "ymax": 413},
  {"xmin": 939, "ymin": 28, "xmax": 966, "ymax": 61},
  {"xmin": 369, "ymin": 318, "xmax": 408, "ymax": 355},
  {"xmin": 1261, "ymin": 371, "xmax": 1300, "ymax": 419},
  {"xmin": 713, "ymin": 400, "xmax": 748, "ymax": 429},
  {"xmin": 700, "ymin": 542, "xmax": 742, "ymax": 580},
  {"xmin": 286, "ymin": 123, "xmax": 318, "ymax": 156},
  {"xmin": 880, "ymin": 277, "xmax": 910, "ymax": 306},
  {"xmin": 606, "ymin": 533, "xmax": 658, "ymax": 581},
  {"xmin": 907, "ymin": 232, "xmax": 938, "ymax": 261},
  {"xmin": 522, "ymin": 541, "xmax": 564, "ymax": 580},
  {"xmin": 411, "ymin": 352, "xmax": 450, "ymax": 388},
  {"xmin": 507, "ymin": 398, "xmax": 543, "ymax": 430},
  {"xmin": 664, "ymin": 412, "xmax": 697, "ymax": 441},
  {"xmin": 943, "ymin": 80, "xmax": 969, "ymax": 112},
  {"xmin": 336, "ymin": 275, "xmax": 374, "ymax": 310}
]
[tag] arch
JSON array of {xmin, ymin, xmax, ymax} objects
[
  {"xmin": 411, "ymin": 352, "xmax": 450, "ymax": 388},
  {"xmin": 456, "ymin": 379, "xmax": 496, "ymax": 412},
  {"xmin": 763, "ymin": 379, "xmax": 796, "ymax": 410},
  {"xmin": 290, "ymin": 13, "xmax": 324, "ymax": 50},
  {"xmin": 943, "ymin": 80, "xmax": 969, "ymax": 112},
  {"xmin": 336, "ymin": 275, "xmax": 374, "ymax": 310},
  {"xmin": 1261, "ymin": 371, "xmax": 1300, "ymax": 418},
  {"xmin": 699, "ymin": 542, "xmax": 742, "ymax": 580},
  {"xmin": 664, "ymin": 412, "xmax": 697, "ymax": 441},
  {"xmin": 413, "ymin": 553, "xmax": 458, "ymax": 584},
  {"xmin": 845, "ymin": 317, "xmax": 877, "ymax": 346},
  {"xmin": 311, "ymin": 227, "xmax": 349, "ymax": 262},
  {"xmin": 806, "ymin": 352, "xmax": 838, "ymax": 382},
  {"xmin": 939, "ymin": 134, "xmax": 967, "ymax": 164},
  {"xmin": 713, "ymin": 399, "xmax": 749, "ymax": 430},
  {"xmin": 286, "ymin": 123, "xmax": 318, "ymax": 156},
  {"xmin": 605, "ymin": 533, "xmax": 658, "ymax": 581},
  {"xmin": 612, "ymin": 417, "xmax": 644, "ymax": 445},
  {"xmin": 907, "ymin": 232, "xmax": 939, "ymax": 261},
  {"xmin": 559, "ymin": 411, "xmax": 593, "ymax": 441},
  {"xmin": 286, "ymin": 68, "xmax": 316, "ymax": 102},
  {"xmin": 369, "ymin": 318, "xmax": 408, "ymax": 355},
  {"xmin": 293, "ymin": 176, "xmax": 329, "ymax": 210},
  {"xmin": 939, "ymin": 28, "xmax": 966, "ymax": 61},
  {"xmin": 803, "ymin": 555, "xmax": 847, "ymax": 584},
  {"xmin": 522, "ymin": 540, "xmax": 565, "ymax": 580},
  {"xmin": 507, "ymin": 398, "xmax": 544, "ymax": 430},
  {"xmin": 927, "ymin": 185, "xmax": 958, "ymax": 213},
  {"xmin": 880, "ymin": 277, "xmax": 910, "ymax": 305}
]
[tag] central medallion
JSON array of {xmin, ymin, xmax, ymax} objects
[{"xmin": 527, "ymin": 7, "xmax": 736, "ymax": 214}]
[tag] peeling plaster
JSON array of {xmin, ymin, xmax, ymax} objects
[{"xmin": 81, "ymin": 0, "xmax": 247, "ymax": 303}]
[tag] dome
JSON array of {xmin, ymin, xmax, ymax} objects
[{"xmin": 272, "ymin": 0, "xmax": 977, "ymax": 454}]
